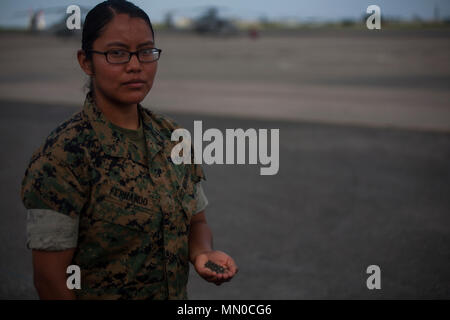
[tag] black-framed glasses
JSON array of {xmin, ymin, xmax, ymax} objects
[{"xmin": 88, "ymin": 48, "xmax": 162, "ymax": 64}]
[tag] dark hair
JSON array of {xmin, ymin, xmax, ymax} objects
[{"xmin": 81, "ymin": 0, "xmax": 155, "ymax": 91}]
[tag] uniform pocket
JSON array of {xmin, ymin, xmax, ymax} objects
[
  {"xmin": 79, "ymin": 195, "xmax": 165, "ymax": 289},
  {"xmin": 96, "ymin": 196, "xmax": 160, "ymax": 234}
]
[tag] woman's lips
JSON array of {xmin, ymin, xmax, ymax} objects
[
  {"xmin": 123, "ymin": 80, "xmax": 146, "ymax": 88},
  {"xmin": 123, "ymin": 82, "xmax": 145, "ymax": 88}
]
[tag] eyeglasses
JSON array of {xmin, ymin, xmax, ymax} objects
[{"xmin": 88, "ymin": 48, "xmax": 162, "ymax": 64}]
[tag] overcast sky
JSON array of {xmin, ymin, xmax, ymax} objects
[{"xmin": 1, "ymin": 0, "xmax": 450, "ymax": 27}]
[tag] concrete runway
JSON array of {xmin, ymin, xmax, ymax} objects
[
  {"xmin": 0, "ymin": 29, "xmax": 449, "ymax": 299},
  {"xmin": 1, "ymin": 100, "xmax": 449, "ymax": 299},
  {"xmin": 1, "ymin": 30, "xmax": 449, "ymax": 131}
]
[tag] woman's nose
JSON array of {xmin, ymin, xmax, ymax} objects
[{"xmin": 126, "ymin": 53, "xmax": 142, "ymax": 71}]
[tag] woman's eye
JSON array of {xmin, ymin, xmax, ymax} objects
[
  {"xmin": 109, "ymin": 50, "xmax": 126, "ymax": 57},
  {"xmin": 140, "ymin": 49, "xmax": 154, "ymax": 56}
]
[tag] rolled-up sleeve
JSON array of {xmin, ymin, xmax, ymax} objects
[
  {"xmin": 21, "ymin": 148, "xmax": 87, "ymax": 251},
  {"xmin": 194, "ymin": 182, "xmax": 209, "ymax": 214},
  {"xmin": 26, "ymin": 209, "xmax": 79, "ymax": 251}
]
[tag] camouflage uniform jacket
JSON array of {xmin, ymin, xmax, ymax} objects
[{"xmin": 21, "ymin": 93, "xmax": 205, "ymax": 299}]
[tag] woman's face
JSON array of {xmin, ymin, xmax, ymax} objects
[{"xmin": 88, "ymin": 14, "xmax": 157, "ymax": 106}]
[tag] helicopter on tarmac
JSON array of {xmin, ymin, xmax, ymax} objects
[{"xmin": 164, "ymin": 6, "xmax": 239, "ymax": 36}]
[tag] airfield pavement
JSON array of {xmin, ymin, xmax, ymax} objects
[{"xmin": 0, "ymin": 29, "xmax": 449, "ymax": 299}]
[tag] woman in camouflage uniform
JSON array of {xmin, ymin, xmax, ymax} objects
[{"xmin": 21, "ymin": 0, "xmax": 237, "ymax": 299}]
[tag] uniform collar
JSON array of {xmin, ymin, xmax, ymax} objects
[{"xmin": 83, "ymin": 92, "xmax": 165, "ymax": 164}]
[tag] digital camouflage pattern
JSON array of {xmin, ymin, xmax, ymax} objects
[{"xmin": 21, "ymin": 93, "xmax": 205, "ymax": 299}]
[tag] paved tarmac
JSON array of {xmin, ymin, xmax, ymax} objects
[
  {"xmin": 1, "ymin": 30, "xmax": 450, "ymax": 132},
  {"xmin": 0, "ymin": 28, "xmax": 449, "ymax": 299},
  {"xmin": 1, "ymin": 99, "xmax": 449, "ymax": 299}
]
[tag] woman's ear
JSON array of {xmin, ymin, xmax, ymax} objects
[{"xmin": 77, "ymin": 50, "xmax": 94, "ymax": 76}]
